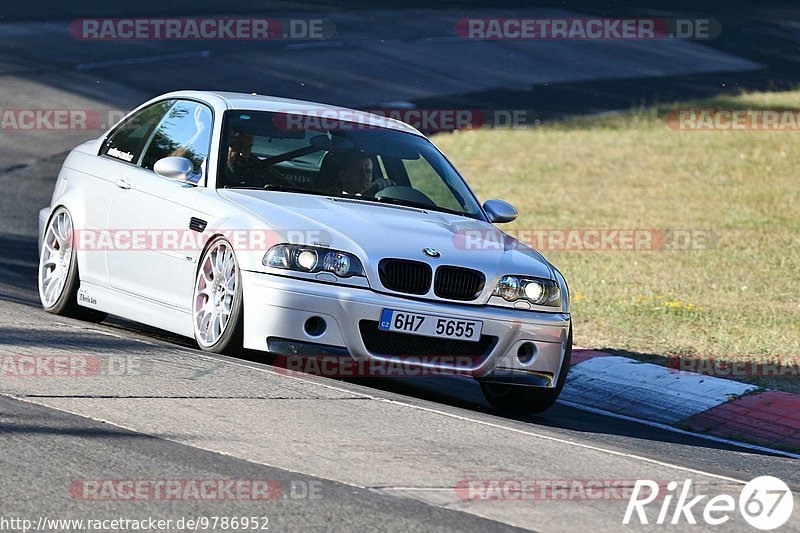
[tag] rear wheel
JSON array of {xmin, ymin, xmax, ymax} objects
[
  {"xmin": 192, "ymin": 236, "xmax": 243, "ymax": 354},
  {"xmin": 38, "ymin": 207, "xmax": 107, "ymax": 322},
  {"xmin": 480, "ymin": 326, "xmax": 572, "ymax": 414}
]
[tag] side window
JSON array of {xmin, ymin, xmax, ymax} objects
[
  {"xmin": 101, "ymin": 101, "xmax": 174, "ymax": 164},
  {"xmin": 140, "ymin": 101, "xmax": 213, "ymax": 181}
]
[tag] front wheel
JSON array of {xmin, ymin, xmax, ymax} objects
[
  {"xmin": 192, "ymin": 236, "xmax": 243, "ymax": 354},
  {"xmin": 480, "ymin": 326, "xmax": 572, "ymax": 414}
]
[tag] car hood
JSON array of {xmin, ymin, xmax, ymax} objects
[{"xmin": 218, "ymin": 190, "xmax": 554, "ymax": 284}]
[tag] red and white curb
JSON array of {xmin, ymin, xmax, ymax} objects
[{"xmin": 563, "ymin": 350, "xmax": 800, "ymax": 454}]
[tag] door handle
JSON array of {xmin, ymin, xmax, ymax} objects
[{"xmin": 115, "ymin": 178, "xmax": 131, "ymax": 190}]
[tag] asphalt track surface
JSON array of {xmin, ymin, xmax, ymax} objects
[{"xmin": 1, "ymin": 3, "xmax": 798, "ymax": 531}]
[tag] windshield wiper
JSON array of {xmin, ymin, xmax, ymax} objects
[
  {"xmin": 262, "ymin": 184, "xmax": 337, "ymax": 197},
  {"xmin": 371, "ymin": 195, "xmax": 466, "ymax": 216},
  {"xmin": 224, "ymin": 183, "xmax": 334, "ymax": 195}
]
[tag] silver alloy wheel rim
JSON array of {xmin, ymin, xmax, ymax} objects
[
  {"xmin": 38, "ymin": 209, "xmax": 74, "ymax": 308},
  {"xmin": 194, "ymin": 240, "xmax": 237, "ymax": 346}
]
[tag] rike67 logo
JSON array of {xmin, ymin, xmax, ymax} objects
[{"xmin": 624, "ymin": 476, "xmax": 794, "ymax": 529}]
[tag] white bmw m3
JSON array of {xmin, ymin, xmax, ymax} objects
[{"xmin": 38, "ymin": 90, "xmax": 572, "ymax": 413}]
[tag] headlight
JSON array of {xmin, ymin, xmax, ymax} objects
[
  {"xmin": 295, "ymin": 249, "xmax": 318, "ymax": 271},
  {"xmin": 322, "ymin": 251, "xmax": 351, "ymax": 277},
  {"xmin": 492, "ymin": 275, "xmax": 560, "ymax": 307},
  {"xmin": 264, "ymin": 244, "xmax": 364, "ymax": 278}
]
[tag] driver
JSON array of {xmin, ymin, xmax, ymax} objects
[
  {"xmin": 336, "ymin": 150, "xmax": 395, "ymax": 196},
  {"xmin": 225, "ymin": 129, "xmax": 290, "ymax": 187}
]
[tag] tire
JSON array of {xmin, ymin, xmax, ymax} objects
[
  {"xmin": 480, "ymin": 325, "xmax": 573, "ymax": 414},
  {"xmin": 192, "ymin": 236, "xmax": 243, "ymax": 354},
  {"xmin": 38, "ymin": 207, "xmax": 107, "ymax": 322}
]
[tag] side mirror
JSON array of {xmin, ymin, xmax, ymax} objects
[
  {"xmin": 154, "ymin": 157, "xmax": 194, "ymax": 182},
  {"xmin": 483, "ymin": 199, "xmax": 517, "ymax": 223}
]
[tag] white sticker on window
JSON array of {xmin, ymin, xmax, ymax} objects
[{"xmin": 107, "ymin": 147, "xmax": 134, "ymax": 162}]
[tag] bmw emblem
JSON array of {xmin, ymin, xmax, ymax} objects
[{"xmin": 423, "ymin": 248, "xmax": 441, "ymax": 258}]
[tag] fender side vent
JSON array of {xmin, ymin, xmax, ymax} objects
[{"xmin": 189, "ymin": 217, "xmax": 207, "ymax": 232}]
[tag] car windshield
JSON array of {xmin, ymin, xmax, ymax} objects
[{"xmin": 217, "ymin": 110, "xmax": 484, "ymax": 219}]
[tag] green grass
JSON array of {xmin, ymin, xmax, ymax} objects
[{"xmin": 432, "ymin": 90, "xmax": 800, "ymax": 393}]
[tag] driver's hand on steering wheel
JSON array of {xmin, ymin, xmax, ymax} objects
[{"xmin": 360, "ymin": 178, "xmax": 396, "ymax": 196}]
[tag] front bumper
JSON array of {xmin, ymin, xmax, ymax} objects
[{"xmin": 242, "ymin": 271, "xmax": 571, "ymax": 386}]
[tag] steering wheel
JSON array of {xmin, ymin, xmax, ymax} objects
[{"xmin": 375, "ymin": 186, "xmax": 437, "ymax": 207}]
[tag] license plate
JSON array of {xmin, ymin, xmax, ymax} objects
[{"xmin": 378, "ymin": 309, "xmax": 483, "ymax": 342}]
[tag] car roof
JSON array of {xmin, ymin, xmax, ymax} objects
[{"xmin": 167, "ymin": 90, "xmax": 424, "ymax": 137}]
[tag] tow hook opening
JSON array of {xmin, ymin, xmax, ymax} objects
[
  {"xmin": 304, "ymin": 316, "xmax": 327, "ymax": 337},
  {"xmin": 517, "ymin": 342, "xmax": 537, "ymax": 365}
]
